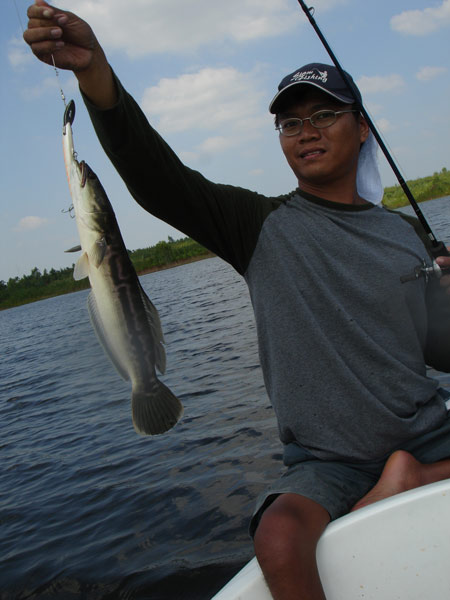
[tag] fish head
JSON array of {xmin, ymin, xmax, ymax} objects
[{"xmin": 75, "ymin": 160, "xmax": 113, "ymax": 232}]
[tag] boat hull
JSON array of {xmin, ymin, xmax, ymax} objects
[{"xmin": 212, "ymin": 478, "xmax": 450, "ymax": 599}]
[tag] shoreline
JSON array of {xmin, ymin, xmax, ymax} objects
[
  {"xmin": 137, "ymin": 252, "xmax": 215, "ymax": 276},
  {"xmin": 0, "ymin": 253, "xmax": 216, "ymax": 311}
]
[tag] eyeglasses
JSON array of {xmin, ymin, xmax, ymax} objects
[{"xmin": 276, "ymin": 109, "xmax": 359, "ymax": 137}]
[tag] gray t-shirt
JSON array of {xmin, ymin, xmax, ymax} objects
[{"xmin": 246, "ymin": 192, "xmax": 446, "ymax": 459}]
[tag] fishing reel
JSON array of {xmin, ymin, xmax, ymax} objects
[{"xmin": 400, "ymin": 259, "xmax": 444, "ymax": 284}]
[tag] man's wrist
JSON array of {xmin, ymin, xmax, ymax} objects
[{"xmin": 75, "ymin": 50, "xmax": 117, "ymax": 109}]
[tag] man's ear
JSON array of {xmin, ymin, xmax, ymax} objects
[{"xmin": 359, "ymin": 115, "xmax": 370, "ymax": 144}]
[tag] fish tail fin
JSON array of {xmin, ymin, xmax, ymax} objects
[{"xmin": 131, "ymin": 381, "xmax": 183, "ymax": 435}]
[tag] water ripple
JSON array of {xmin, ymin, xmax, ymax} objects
[{"xmin": 1, "ymin": 198, "xmax": 449, "ymax": 599}]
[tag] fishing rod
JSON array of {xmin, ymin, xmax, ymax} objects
[{"xmin": 297, "ymin": 0, "xmax": 449, "ymax": 261}]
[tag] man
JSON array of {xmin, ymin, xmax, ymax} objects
[{"xmin": 24, "ymin": 2, "xmax": 450, "ymax": 599}]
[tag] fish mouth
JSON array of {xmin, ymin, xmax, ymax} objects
[
  {"xmin": 80, "ymin": 161, "xmax": 88, "ymax": 187},
  {"xmin": 71, "ymin": 157, "xmax": 87, "ymax": 187},
  {"xmin": 78, "ymin": 160, "xmax": 94, "ymax": 188}
]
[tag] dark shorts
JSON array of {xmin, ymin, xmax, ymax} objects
[{"xmin": 249, "ymin": 392, "xmax": 450, "ymax": 537}]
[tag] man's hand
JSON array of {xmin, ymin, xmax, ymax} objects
[
  {"xmin": 23, "ymin": 1, "xmax": 117, "ymax": 108},
  {"xmin": 23, "ymin": 0, "xmax": 98, "ymax": 72},
  {"xmin": 436, "ymin": 251, "xmax": 450, "ymax": 296}
]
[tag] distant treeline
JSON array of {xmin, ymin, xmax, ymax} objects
[
  {"xmin": 382, "ymin": 167, "xmax": 449, "ymax": 208},
  {"xmin": 1, "ymin": 237, "xmax": 212, "ymax": 310},
  {"xmin": 3, "ymin": 169, "xmax": 449, "ymax": 310}
]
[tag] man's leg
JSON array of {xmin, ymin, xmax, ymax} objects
[
  {"xmin": 352, "ymin": 450, "xmax": 450, "ymax": 512},
  {"xmin": 254, "ymin": 493, "xmax": 330, "ymax": 600}
]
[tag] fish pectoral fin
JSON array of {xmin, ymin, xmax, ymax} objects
[
  {"xmin": 64, "ymin": 244, "xmax": 82, "ymax": 253},
  {"xmin": 132, "ymin": 380, "xmax": 183, "ymax": 435},
  {"xmin": 73, "ymin": 252, "xmax": 90, "ymax": 280},
  {"xmin": 87, "ymin": 292, "xmax": 130, "ymax": 381},
  {"xmin": 90, "ymin": 237, "xmax": 107, "ymax": 269},
  {"xmin": 139, "ymin": 284, "xmax": 167, "ymax": 375}
]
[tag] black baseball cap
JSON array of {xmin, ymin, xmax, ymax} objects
[{"xmin": 269, "ymin": 63, "xmax": 362, "ymax": 114}]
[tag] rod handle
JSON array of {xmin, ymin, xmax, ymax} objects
[{"xmin": 430, "ymin": 240, "xmax": 450, "ymax": 260}]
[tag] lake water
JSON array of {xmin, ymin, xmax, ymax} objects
[
  {"xmin": 396, "ymin": 195, "xmax": 450, "ymax": 247},
  {"xmin": 1, "ymin": 196, "xmax": 449, "ymax": 600}
]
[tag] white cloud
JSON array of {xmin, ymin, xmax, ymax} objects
[
  {"xmin": 14, "ymin": 216, "xmax": 49, "ymax": 232},
  {"xmin": 22, "ymin": 77, "xmax": 60, "ymax": 99},
  {"xmin": 141, "ymin": 67, "xmax": 265, "ymax": 134},
  {"xmin": 357, "ymin": 74, "xmax": 405, "ymax": 95},
  {"xmin": 365, "ymin": 102, "xmax": 384, "ymax": 116},
  {"xmin": 141, "ymin": 66, "xmax": 269, "ymax": 164},
  {"xmin": 315, "ymin": 0, "xmax": 349, "ymax": 7},
  {"xmin": 21, "ymin": 75, "xmax": 78, "ymax": 100},
  {"xmin": 58, "ymin": 0, "xmax": 300, "ymax": 57},
  {"xmin": 179, "ymin": 135, "xmax": 243, "ymax": 165},
  {"xmin": 375, "ymin": 118, "xmax": 392, "ymax": 133},
  {"xmin": 416, "ymin": 66, "xmax": 448, "ymax": 81},
  {"xmin": 390, "ymin": 0, "xmax": 450, "ymax": 36},
  {"xmin": 197, "ymin": 136, "xmax": 236, "ymax": 154},
  {"xmin": 8, "ymin": 37, "xmax": 33, "ymax": 69}
]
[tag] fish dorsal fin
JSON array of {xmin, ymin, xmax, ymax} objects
[
  {"xmin": 90, "ymin": 237, "xmax": 107, "ymax": 269},
  {"xmin": 74, "ymin": 253, "xmax": 90, "ymax": 280},
  {"xmin": 87, "ymin": 292, "xmax": 130, "ymax": 381},
  {"xmin": 139, "ymin": 283, "xmax": 166, "ymax": 375},
  {"xmin": 64, "ymin": 244, "xmax": 82, "ymax": 253}
]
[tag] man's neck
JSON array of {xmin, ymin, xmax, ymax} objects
[{"xmin": 297, "ymin": 180, "xmax": 369, "ymax": 206}]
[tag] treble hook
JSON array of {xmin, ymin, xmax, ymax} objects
[{"xmin": 62, "ymin": 204, "xmax": 75, "ymax": 218}]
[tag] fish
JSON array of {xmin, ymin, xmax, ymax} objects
[{"xmin": 62, "ymin": 99, "xmax": 183, "ymax": 435}]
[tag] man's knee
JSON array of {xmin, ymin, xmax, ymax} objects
[{"xmin": 254, "ymin": 493, "xmax": 330, "ymax": 567}]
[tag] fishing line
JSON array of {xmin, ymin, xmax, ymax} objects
[
  {"xmin": 297, "ymin": 0, "xmax": 449, "ymax": 260},
  {"xmin": 51, "ymin": 54, "xmax": 67, "ymax": 108},
  {"xmin": 12, "ymin": 0, "xmax": 25, "ymax": 32},
  {"xmin": 11, "ymin": 0, "xmax": 67, "ymax": 108}
]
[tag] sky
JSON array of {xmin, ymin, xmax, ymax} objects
[{"xmin": 1, "ymin": 0, "xmax": 450, "ymax": 283}]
